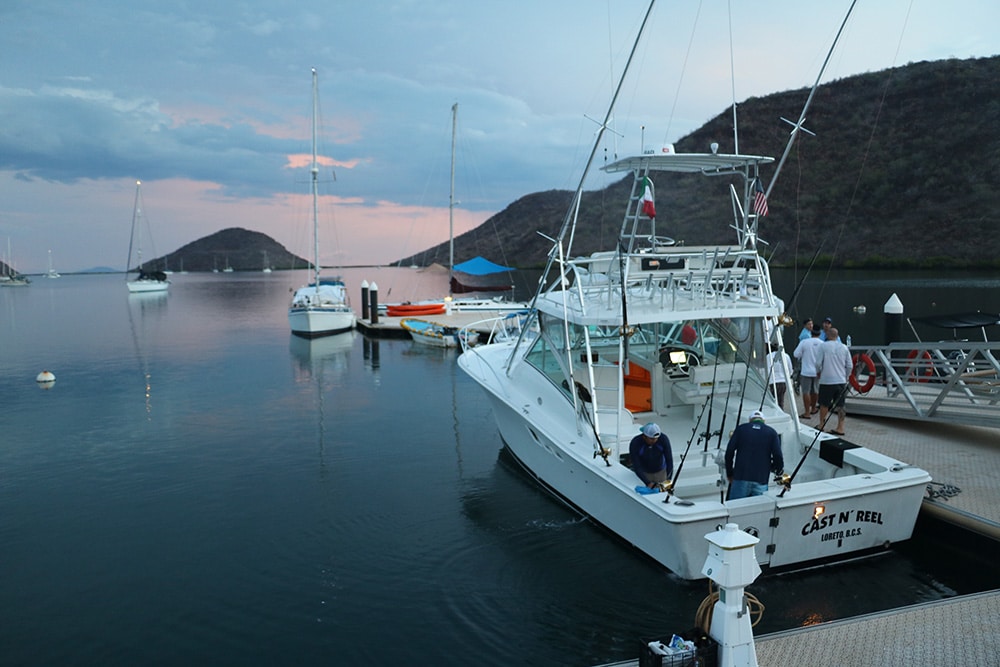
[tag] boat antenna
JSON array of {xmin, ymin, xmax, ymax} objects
[
  {"xmin": 727, "ymin": 0, "xmax": 739, "ymax": 154},
  {"xmin": 765, "ymin": 0, "xmax": 857, "ymax": 199},
  {"xmin": 505, "ymin": 0, "xmax": 657, "ymax": 366},
  {"xmin": 449, "ymin": 102, "xmax": 457, "ymax": 297}
]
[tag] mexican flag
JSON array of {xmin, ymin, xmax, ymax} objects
[{"xmin": 640, "ymin": 176, "xmax": 656, "ymax": 219}]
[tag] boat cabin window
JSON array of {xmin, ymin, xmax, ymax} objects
[{"xmin": 525, "ymin": 313, "xmax": 576, "ymax": 396}]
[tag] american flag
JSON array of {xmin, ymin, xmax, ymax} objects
[{"xmin": 753, "ymin": 178, "xmax": 769, "ymax": 217}]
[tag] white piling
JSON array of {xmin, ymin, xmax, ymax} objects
[{"xmin": 702, "ymin": 523, "xmax": 762, "ymax": 667}]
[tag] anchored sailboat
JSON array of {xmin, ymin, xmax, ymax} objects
[
  {"xmin": 125, "ymin": 180, "xmax": 169, "ymax": 294},
  {"xmin": 288, "ymin": 68, "xmax": 356, "ymax": 338}
]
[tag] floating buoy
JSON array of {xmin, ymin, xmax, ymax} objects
[{"xmin": 36, "ymin": 370, "xmax": 56, "ymax": 388}]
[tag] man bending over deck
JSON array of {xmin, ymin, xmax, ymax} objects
[{"xmin": 629, "ymin": 423, "xmax": 673, "ymax": 490}]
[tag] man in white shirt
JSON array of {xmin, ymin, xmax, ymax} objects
[
  {"xmin": 815, "ymin": 327, "xmax": 853, "ymax": 435},
  {"xmin": 793, "ymin": 325, "xmax": 823, "ymax": 419}
]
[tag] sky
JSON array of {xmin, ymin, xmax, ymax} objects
[{"xmin": 2, "ymin": 1, "xmax": 998, "ymax": 273}]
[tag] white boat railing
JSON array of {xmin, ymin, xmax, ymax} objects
[
  {"xmin": 558, "ymin": 248, "xmax": 773, "ymax": 319},
  {"xmin": 845, "ymin": 341, "xmax": 1000, "ymax": 428}
]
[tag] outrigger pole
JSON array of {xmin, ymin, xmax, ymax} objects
[
  {"xmin": 764, "ymin": 0, "xmax": 858, "ymax": 199},
  {"xmin": 505, "ymin": 0, "xmax": 657, "ymax": 369}
]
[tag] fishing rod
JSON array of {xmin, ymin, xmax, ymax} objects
[
  {"xmin": 777, "ymin": 375, "xmax": 855, "ymax": 497},
  {"xmin": 618, "ymin": 237, "xmax": 632, "ymax": 369},
  {"xmin": 574, "ymin": 382, "xmax": 611, "ymax": 466},
  {"xmin": 701, "ymin": 341, "xmax": 723, "ymax": 453},
  {"xmin": 779, "ymin": 240, "xmax": 824, "ymax": 325},
  {"xmin": 663, "ymin": 386, "xmax": 712, "ymax": 499},
  {"xmin": 504, "ymin": 0, "xmax": 656, "ymax": 368}
]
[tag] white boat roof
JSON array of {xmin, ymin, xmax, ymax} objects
[{"xmin": 603, "ymin": 152, "xmax": 774, "ymax": 174}]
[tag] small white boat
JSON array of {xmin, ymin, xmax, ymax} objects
[
  {"xmin": 288, "ymin": 69, "xmax": 356, "ymax": 338},
  {"xmin": 45, "ymin": 250, "xmax": 60, "ymax": 278},
  {"xmin": 458, "ymin": 11, "xmax": 929, "ymax": 580},
  {"xmin": 125, "ymin": 180, "xmax": 169, "ymax": 294},
  {"xmin": 400, "ymin": 318, "xmax": 478, "ymax": 348}
]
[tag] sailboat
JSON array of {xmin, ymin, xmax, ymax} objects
[
  {"xmin": 383, "ymin": 104, "xmax": 523, "ymax": 319},
  {"xmin": 288, "ymin": 68, "xmax": 356, "ymax": 338},
  {"xmin": 1, "ymin": 238, "xmax": 30, "ymax": 287},
  {"xmin": 125, "ymin": 180, "xmax": 169, "ymax": 293},
  {"xmin": 457, "ymin": 4, "xmax": 929, "ymax": 580},
  {"xmin": 45, "ymin": 250, "xmax": 60, "ymax": 279}
]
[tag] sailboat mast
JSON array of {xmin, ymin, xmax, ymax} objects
[
  {"xmin": 311, "ymin": 68, "xmax": 320, "ymax": 292},
  {"xmin": 449, "ymin": 102, "xmax": 457, "ymax": 295},
  {"xmin": 125, "ymin": 180, "xmax": 142, "ymax": 279}
]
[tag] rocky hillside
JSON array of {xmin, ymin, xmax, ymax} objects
[{"xmin": 402, "ymin": 55, "xmax": 1000, "ymax": 269}]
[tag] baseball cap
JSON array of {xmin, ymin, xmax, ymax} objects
[
  {"xmin": 641, "ymin": 423, "xmax": 661, "ymax": 438},
  {"xmin": 749, "ymin": 410, "xmax": 765, "ymax": 422}
]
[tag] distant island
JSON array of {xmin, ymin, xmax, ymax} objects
[{"xmin": 128, "ymin": 227, "xmax": 308, "ymax": 273}]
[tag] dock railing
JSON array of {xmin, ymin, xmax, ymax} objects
[{"xmin": 845, "ymin": 341, "xmax": 1000, "ymax": 428}]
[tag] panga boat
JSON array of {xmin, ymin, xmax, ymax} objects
[
  {"xmin": 288, "ymin": 68, "xmax": 356, "ymax": 339},
  {"xmin": 400, "ymin": 318, "xmax": 478, "ymax": 348},
  {"xmin": 457, "ymin": 24, "xmax": 930, "ymax": 575}
]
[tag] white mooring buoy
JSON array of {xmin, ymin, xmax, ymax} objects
[{"xmin": 36, "ymin": 370, "xmax": 56, "ymax": 388}]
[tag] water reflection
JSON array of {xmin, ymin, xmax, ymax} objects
[
  {"xmin": 289, "ymin": 331, "xmax": 356, "ymax": 465},
  {"xmin": 127, "ymin": 290, "xmax": 168, "ymax": 418}
]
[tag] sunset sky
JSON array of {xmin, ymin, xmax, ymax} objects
[{"xmin": 2, "ymin": 0, "xmax": 998, "ymax": 272}]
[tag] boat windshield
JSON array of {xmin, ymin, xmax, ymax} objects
[{"xmin": 526, "ymin": 312, "xmax": 775, "ymax": 406}]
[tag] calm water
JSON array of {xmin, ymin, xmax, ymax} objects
[{"xmin": 2, "ymin": 270, "xmax": 998, "ymax": 666}]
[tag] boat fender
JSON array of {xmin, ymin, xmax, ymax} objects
[{"xmin": 849, "ymin": 353, "xmax": 876, "ymax": 393}]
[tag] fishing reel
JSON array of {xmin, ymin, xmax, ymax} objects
[
  {"xmin": 657, "ymin": 480, "xmax": 674, "ymax": 493},
  {"xmin": 594, "ymin": 446, "xmax": 611, "ymax": 460},
  {"xmin": 774, "ymin": 471, "xmax": 792, "ymax": 491},
  {"xmin": 777, "ymin": 312, "xmax": 795, "ymax": 327}
]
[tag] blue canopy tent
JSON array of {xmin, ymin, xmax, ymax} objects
[{"xmin": 450, "ymin": 256, "xmax": 515, "ymax": 294}]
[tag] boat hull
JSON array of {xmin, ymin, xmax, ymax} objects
[
  {"xmin": 459, "ymin": 344, "xmax": 930, "ymax": 580},
  {"xmin": 288, "ymin": 307, "xmax": 356, "ymax": 338},
  {"xmin": 400, "ymin": 318, "xmax": 478, "ymax": 348},
  {"xmin": 126, "ymin": 279, "xmax": 169, "ymax": 293}
]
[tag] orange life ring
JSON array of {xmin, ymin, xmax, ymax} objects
[
  {"xmin": 849, "ymin": 353, "xmax": 876, "ymax": 393},
  {"xmin": 906, "ymin": 349, "xmax": 934, "ymax": 382}
]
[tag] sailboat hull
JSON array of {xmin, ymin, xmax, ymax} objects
[
  {"xmin": 288, "ymin": 307, "xmax": 356, "ymax": 338},
  {"xmin": 126, "ymin": 279, "xmax": 169, "ymax": 293}
]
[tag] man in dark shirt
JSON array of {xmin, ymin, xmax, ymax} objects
[
  {"xmin": 628, "ymin": 422, "xmax": 673, "ymax": 489},
  {"xmin": 724, "ymin": 410, "xmax": 784, "ymax": 500}
]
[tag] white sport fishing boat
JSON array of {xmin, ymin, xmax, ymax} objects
[{"xmin": 458, "ymin": 5, "xmax": 929, "ymax": 580}]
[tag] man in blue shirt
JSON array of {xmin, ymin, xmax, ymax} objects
[
  {"xmin": 629, "ymin": 422, "xmax": 673, "ymax": 490},
  {"xmin": 725, "ymin": 410, "xmax": 784, "ymax": 500}
]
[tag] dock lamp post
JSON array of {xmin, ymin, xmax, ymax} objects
[{"xmin": 702, "ymin": 523, "xmax": 762, "ymax": 667}]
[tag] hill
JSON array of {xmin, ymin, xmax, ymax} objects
[
  {"xmin": 401, "ymin": 56, "xmax": 1000, "ymax": 270},
  {"xmin": 137, "ymin": 228, "xmax": 307, "ymax": 273}
]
